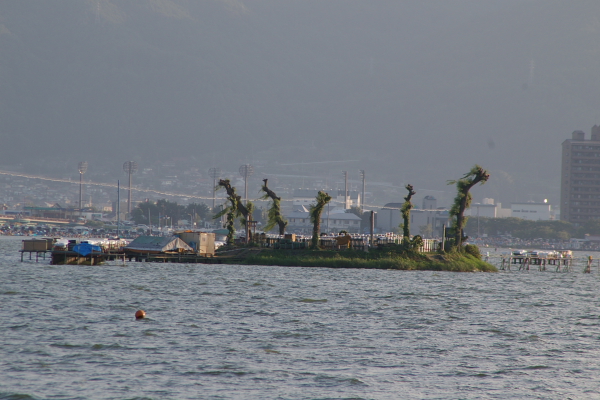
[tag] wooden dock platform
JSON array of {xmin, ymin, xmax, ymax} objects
[
  {"xmin": 20, "ymin": 249, "xmax": 50, "ymax": 262},
  {"xmin": 43, "ymin": 249, "xmax": 253, "ymax": 265},
  {"xmin": 124, "ymin": 253, "xmax": 239, "ymax": 264},
  {"xmin": 500, "ymin": 256, "xmax": 573, "ymax": 272},
  {"xmin": 50, "ymin": 250, "xmax": 125, "ymax": 265}
]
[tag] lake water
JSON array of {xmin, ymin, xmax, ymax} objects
[{"xmin": 2, "ymin": 236, "xmax": 600, "ymax": 399}]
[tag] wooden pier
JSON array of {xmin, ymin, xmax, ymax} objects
[
  {"xmin": 20, "ymin": 249, "xmax": 50, "ymax": 262},
  {"xmin": 20, "ymin": 238, "xmax": 56, "ymax": 263},
  {"xmin": 124, "ymin": 252, "xmax": 239, "ymax": 264},
  {"xmin": 500, "ymin": 255, "xmax": 573, "ymax": 272},
  {"xmin": 49, "ymin": 250, "xmax": 126, "ymax": 265},
  {"xmin": 46, "ymin": 251, "xmax": 241, "ymax": 265}
]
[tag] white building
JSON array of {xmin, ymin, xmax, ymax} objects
[
  {"xmin": 292, "ymin": 189, "xmax": 361, "ymax": 210},
  {"xmin": 465, "ymin": 199, "xmax": 511, "ymax": 219},
  {"xmin": 286, "ymin": 206, "xmax": 362, "ymax": 234},
  {"xmin": 511, "ymin": 202, "xmax": 552, "ymax": 221},
  {"xmin": 377, "ymin": 200, "xmax": 450, "ymax": 237},
  {"xmin": 465, "ymin": 203, "xmax": 497, "ymax": 218}
]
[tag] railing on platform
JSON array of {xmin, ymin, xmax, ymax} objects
[
  {"xmin": 260, "ymin": 234, "xmax": 440, "ymax": 253},
  {"xmin": 498, "ymin": 255, "xmax": 574, "ymax": 272}
]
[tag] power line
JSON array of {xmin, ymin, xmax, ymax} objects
[{"xmin": 0, "ymin": 169, "xmax": 401, "ymax": 210}]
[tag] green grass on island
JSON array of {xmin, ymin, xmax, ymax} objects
[{"xmin": 239, "ymin": 248, "xmax": 497, "ymax": 272}]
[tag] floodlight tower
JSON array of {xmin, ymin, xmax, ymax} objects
[
  {"xmin": 209, "ymin": 167, "xmax": 221, "ymax": 210},
  {"xmin": 123, "ymin": 161, "xmax": 138, "ymax": 217},
  {"xmin": 78, "ymin": 161, "xmax": 88, "ymax": 214},
  {"xmin": 239, "ymin": 164, "xmax": 254, "ymax": 204}
]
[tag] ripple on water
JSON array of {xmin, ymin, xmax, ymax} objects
[{"xmin": 2, "ymin": 239, "xmax": 600, "ymax": 399}]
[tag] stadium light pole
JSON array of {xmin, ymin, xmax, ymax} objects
[{"xmin": 123, "ymin": 161, "xmax": 138, "ymax": 218}]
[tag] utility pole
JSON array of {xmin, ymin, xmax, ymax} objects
[
  {"xmin": 209, "ymin": 167, "xmax": 220, "ymax": 210},
  {"xmin": 123, "ymin": 161, "xmax": 138, "ymax": 218},
  {"xmin": 239, "ymin": 164, "xmax": 254, "ymax": 204},
  {"xmin": 370, "ymin": 210, "xmax": 374, "ymax": 248},
  {"xmin": 116, "ymin": 180, "xmax": 120, "ymax": 238},
  {"xmin": 78, "ymin": 162, "xmax": 88, "ymax": 216},
  {"xmin": 477, "ymin": 204, "xmax": 480, "ymax": 238},
  {"xmin": 360, "ymin": 169, "xmax": 365, "ymax": 214},
  {"xmin": 342, "ymin": 170, "xmax": 349, "ymax": 209}
]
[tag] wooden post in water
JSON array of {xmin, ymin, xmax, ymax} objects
[
  {"xmin": 442, "ymin": 225, "xmax": 445, "ymax": 253},
  {"xmin": 585, "ymin": 255, "xmax": 592, "ymax": 273}
]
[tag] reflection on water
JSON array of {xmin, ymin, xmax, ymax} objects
[{"xmin": 1, "ymin": 237, "xmax": 600, "ymax": 399}]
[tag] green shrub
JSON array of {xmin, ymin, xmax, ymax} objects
[{"xmin": 464, "ymin": 244, "xmax": 481, "ymax": 259}]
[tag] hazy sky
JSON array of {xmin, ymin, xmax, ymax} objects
[{"xmin": 1, "ymin": 0, "xmax": 599, "ymax": 206}]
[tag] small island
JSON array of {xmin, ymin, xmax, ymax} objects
[
  {"xmin": 236, "ymin": 246, "xmax": 497, "ymax": 272},
  {"xmin": 214, "ymin": 165, "xmax": 496, "ymax": 272}
]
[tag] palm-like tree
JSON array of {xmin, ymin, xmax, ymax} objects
[
  {"xmin": 401, "ymin": 184, "xmax": 416, "ymax": 241},
  {"xmin": 309, "ymin": 191, "xmax": 332, "ymax": 249},
  {"xmin": 447, "ymin": 165, "xmax": 490, "ymax": 250},
  {"xmin": 214, "ymin": 179, "xmax": 253, "ymax": 244},
  {"xmin": 260, "ymin": 178, "xmax": 287, "ymax": 235}
]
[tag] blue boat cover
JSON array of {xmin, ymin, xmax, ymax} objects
[{"xmin": 73, "ymin": 243, "xmax": 102, "ymax": 256}]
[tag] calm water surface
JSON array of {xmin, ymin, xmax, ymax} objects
[{"xmin": 2, "ymin": 237, "xmax": 600, "ymax": 399}]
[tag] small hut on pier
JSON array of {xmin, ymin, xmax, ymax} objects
[{"xmin": 124, "ymin": 235, "xmax": 194, "ymax": 254}]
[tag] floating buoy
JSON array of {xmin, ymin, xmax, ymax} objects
[{"xmin": 135, "ymin": 310, "xmax": 146, "ymax": 319}]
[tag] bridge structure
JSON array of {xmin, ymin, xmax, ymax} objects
[{"xmin": 0, "ymin": 215, "xmax": 71, "ymax": 225}]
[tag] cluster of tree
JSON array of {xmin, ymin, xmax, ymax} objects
[
  {"xmin": 392, "ymin": 165, "xmax": 489, "ymax": 253},
  {"xmin": 212, "ymin": 177, "xmax": 336, "ymax": 249},
  {"xmin": 214, "ymin": 178, "xmax": 291, "ymax": 245},
  {"xmin": 127, "ymin": 165, "xmax": 492, "ymax": 254}
]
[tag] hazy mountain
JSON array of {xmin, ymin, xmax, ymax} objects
[{"xmin": 1, "ymin": 0, "xmax": 599, "ymax": 206}]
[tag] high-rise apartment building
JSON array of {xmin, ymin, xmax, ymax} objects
[{"xmin": 561, "ymin": 126, "xmax": 600, "ymax": 223}]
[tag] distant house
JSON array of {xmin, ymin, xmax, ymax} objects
[
  {"xmin": 377, "ymin": 201, "xmax": 450, "ymax": 237},
  {"xmin": 292, "ymin": 189, "xmax": 322, "ymax": 208},
  {"xmin": 377, "ymin": 203, "xmax": 403, "ymax": 233},
  {"xmin": 24, "ymin": 203, "xmax": 67, "ymax": 219},
  {"xmin": 335, "ymin": 190, "xmax": 361, "ymax": 209},
  {"xmin": 286, "ymin": 207, "xmax": 362, "ymax": 234},
  {"xmin": 292, "ymin": 189, "xmax": 361, "ymax": 210},
  {"xmin": 124, "ymin": 235, "xmax": 194, "ymax": 254}
]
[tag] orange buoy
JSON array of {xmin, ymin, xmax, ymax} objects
[{"xmin": 135, "ymin": 310, "xmax": 146, "ymax": 319}]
